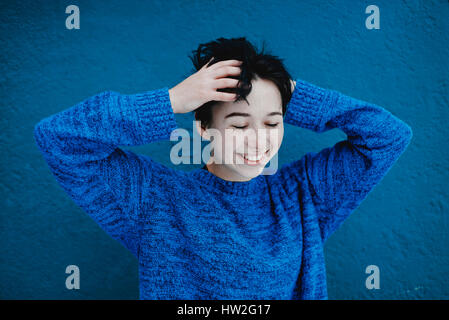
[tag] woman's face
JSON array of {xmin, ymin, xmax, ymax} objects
[{"xmin": 197, "ymin": 77, "xmax": 284, "ymax": 181}]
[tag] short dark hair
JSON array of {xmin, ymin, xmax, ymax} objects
[{"xmin": 188, "ymin": 37, "xmax": 293, "ymax": 129}]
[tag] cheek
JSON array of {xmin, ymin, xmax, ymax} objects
[
  {"xmin": 224, "ymin": 131, "xmax": 244, "ymax": 151},
  {"xmin": 223, "ymin": 132, "xmax": 238, "ymax": 150},
  {"xmin": 270, "ymin": 127, "xmax": 284, "ymax": 151}
]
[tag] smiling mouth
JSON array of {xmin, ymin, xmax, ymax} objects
[{"xmin": 236, "ymin": 149, "xmax": 270, "ymax": 166}]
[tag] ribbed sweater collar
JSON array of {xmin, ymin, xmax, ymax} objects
[{"xmin": 189, "ymin": 165, "xmax": 266, "ymax": 197}]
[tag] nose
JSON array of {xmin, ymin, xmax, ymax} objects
[{"xmin": 244, "ymin": 128, "xmax": 271, "ymax": 154}]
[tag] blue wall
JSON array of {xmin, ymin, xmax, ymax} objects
[{"xmin": 1, "ymin": 0, "xmax": 448, "ymax": 299}]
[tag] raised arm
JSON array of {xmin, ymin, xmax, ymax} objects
[
  {"xmin": 280, "ymin": 79, "xmax": 413, "ymax": 242},
  {"xmin": 33, "ymin": 88, "xmax": 178, "ymax": 257},
  {"xmin": 33, "ymin": 58, "xmax": 245, "ymax": 257}
]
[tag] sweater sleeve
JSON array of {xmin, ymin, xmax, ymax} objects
[
  {"xmin": 33, "ymin": 87, "xmax": 178, "ymax": 258},
  {"xmin": 279, "ymin": 79, "xmax": 413, "ymax": 242}
]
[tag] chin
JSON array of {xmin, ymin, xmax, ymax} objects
[{"xmin": 235, "ymin": 164, "xmax": 266, "ymax": 179}]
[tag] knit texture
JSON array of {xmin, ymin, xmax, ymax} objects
[{"xmin": 33, "ymin": 79, "xmax": 412, "ymax": 299}]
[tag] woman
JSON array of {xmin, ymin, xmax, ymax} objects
[{"xmin": 34, "ymin": 37, "xmax": 412, "ymax": 299}]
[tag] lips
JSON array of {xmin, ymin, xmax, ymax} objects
[
  {"xmin": 243, "ymin": 153, "xmax": 263, "ymax": 161},
  {"xmin": 236, "ymin": 149, "xmax": 270, "ymax": 166}
]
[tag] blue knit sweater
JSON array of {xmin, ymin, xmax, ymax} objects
[{"xmin": 33, "ymin": 79, "xmax": 412, "ymax": 299}]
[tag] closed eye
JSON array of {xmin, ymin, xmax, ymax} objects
[
  {"xmin": 266, "ymin": 123, "xmax": 279, "ymax": 127},
  {"xmin": 232, "ymin": 125, "xmax": 248, "ymax": 129}
]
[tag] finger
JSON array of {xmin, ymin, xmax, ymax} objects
[
  {"xmin": 201, "ymin": 57, "xmax": 215, "ymax": 70},
  {"xmin": 208, "ymin": 59, "xmax": 243, "ymax": 70},
  {"xmin": 214, "ymin": 78, "xmax": 240, "ymax": 90},
  {"xmin": 213, "ymin": 91, "xmax": 238, "ymax": 102},
  {"xmin": 213, "ymin": 66, "xmax": 242, "ymax": 79}
]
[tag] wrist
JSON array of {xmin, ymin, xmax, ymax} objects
[
  {"xmin": 168, "ymin": 87, "xmax": 182, "ymax": 114},
  {"xmin": 284, "ymin": 79, "xmax": 335, "ymax": 131}
]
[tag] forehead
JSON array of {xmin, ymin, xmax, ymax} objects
[{"xmin": 213, "ymin": 77, "xmax": 283, "ymax": 119}]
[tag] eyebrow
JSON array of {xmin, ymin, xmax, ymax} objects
[{"xmin": 224, "ymin": 111, "xmax": 283, "ymax": 119}]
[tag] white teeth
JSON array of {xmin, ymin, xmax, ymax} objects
[
  {"xmin": 244, "ymin": 154, "xmax": 262, "ymax": 161},
  {"xmin": 238, "ymin": 150, "xmax": 270, "ymax": 163},
  {"xmin": 243, "ymin": 150, "xmax": 268, "ymax": 161}
]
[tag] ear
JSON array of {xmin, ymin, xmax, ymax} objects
[{"xmin": 195, "ymin": 120, "xmax": 210, "ymax": 141}]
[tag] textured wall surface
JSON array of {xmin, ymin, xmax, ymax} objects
[{"xmin": 1, "ymin": 0, "xmax": 448, "ymax": 299}]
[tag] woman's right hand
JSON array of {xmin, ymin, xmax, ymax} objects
[{"xmin": 168, "ymin": 58, "xmax": 243, "ymax": 114}]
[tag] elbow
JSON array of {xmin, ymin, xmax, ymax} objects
[
  {"xmin": 33, "ymin": 118, "xmax": 50, "ymax": 151},
  {"xmin": 388, "ymin": 121, "xmax": 412, "ymax": 160},
  {"xmin": 400, "ymin": 122, "xmax": 413, "ymax": 149},
  {"xmin": 33, "ymin": 121, "xmax": 44, "ymax": 148}
]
